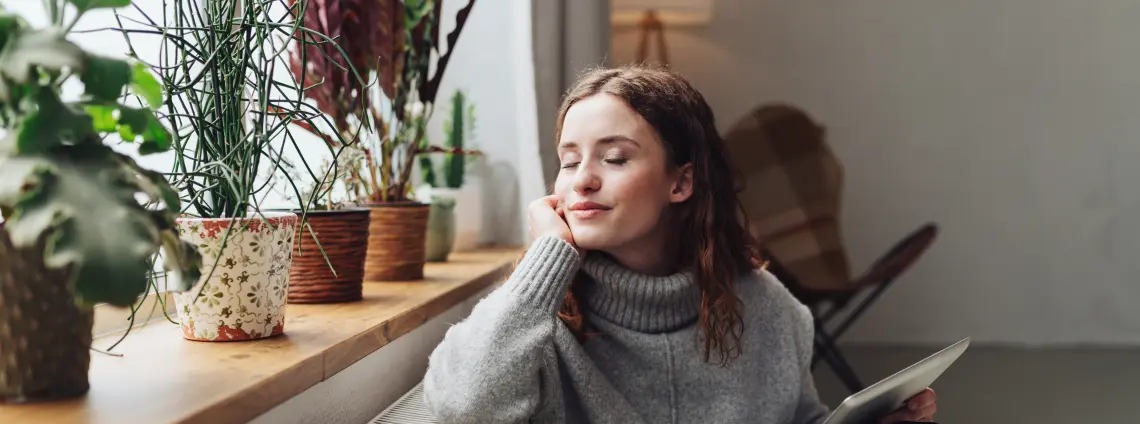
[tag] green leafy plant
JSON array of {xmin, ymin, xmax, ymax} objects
[
  {"xmin": 420, "ymin": 89, "xmax": 479, "ymax": 189},
  {"xmin": 114, "ymin": 0, "xmax": 346, "ymax": 220},
  {"xmin": 289, "ymin": 0, "xmax": 480, "ymax": 203},
  {"xmin": 0, "ymin": 0, "xmax": 202, "ymax": 307}
]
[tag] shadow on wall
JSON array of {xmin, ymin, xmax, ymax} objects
[{"xmin": 475, "ymin": 159, "xmax": 522, "ymax": 245}]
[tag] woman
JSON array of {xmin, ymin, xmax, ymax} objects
[{"xmin": 423, "ymin": 65, "xmax": 937, "ymax": 424}]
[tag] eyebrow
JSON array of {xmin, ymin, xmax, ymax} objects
[{"xmin": 558, "ymin": 135, "xmax": 640, "ymax": 150}]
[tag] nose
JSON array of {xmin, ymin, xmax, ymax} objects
[{"xmin": 571, "ymin": 161, "xmax": 600, "ymax": 195}]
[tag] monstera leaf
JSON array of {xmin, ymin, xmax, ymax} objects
[{"xmin": 0, "ymin": 145, "xmax": 201, "ymax": 307}]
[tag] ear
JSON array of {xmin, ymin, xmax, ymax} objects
[{"xmin": 669, "ymin": 163, "xmax": 694, "ymax": 203}]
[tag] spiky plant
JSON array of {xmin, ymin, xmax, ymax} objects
[
  {"xmin": 113, "ymin": 0, "xmax": 345, "ymax": 220},
  {"xmin": 0, "ymin": 0, "xmax": 201, "ymax": 307}
]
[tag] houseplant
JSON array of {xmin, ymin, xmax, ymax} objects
[
  {"xmin": 280, "ymin": 153, "xmax": 370, "ymax": 304},
  {"xmin": 419, "ymin": 89, "xmax": 481, "ymax": 261},
  {"xmin": 0, "ymin": 0, "xmax": 201, "ymax": 402},
  {"xmin": 117, "ymin": 0, "xmax": 334, "ymax": 341},
  {"xmin": 289, "ymin": 0, "xmax": 479, "ymax": 281}
]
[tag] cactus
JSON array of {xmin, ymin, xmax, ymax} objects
[
  {"xmin": 0, "ymin": 6, "xmax": 201, "ymax": 307},
  {"xmin": 443, "ymin": 90, "xmax": 475, "ymax": 189}
]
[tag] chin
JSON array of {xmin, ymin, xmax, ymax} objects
[{"xmin": 567, "ymin": 224, "xmax": 619, "ymax": 251}]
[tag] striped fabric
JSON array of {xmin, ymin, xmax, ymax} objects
[{"xmin": 723, "ymin": 103, "xmax": 853, "ymax": 292}]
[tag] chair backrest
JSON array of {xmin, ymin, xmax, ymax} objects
[{"xmin": 724, "ymin": 103, "xmax": 853, "ymax": 292}]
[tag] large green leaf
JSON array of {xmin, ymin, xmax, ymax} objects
[
  {"xmin": 66, "ymin": 0, "xmax": 132, "ymax": 11},
  {"xmin": 118, "ymin": 106, "xmax": 171, "ymax": 154},
  {"xmin": 80, "ymin": 55, "xmax": 130, "ymax": 102},
  {"xmin": 130, "ymin": 62, "xmax": 163, "ymax": 109},
  {"xmin": 15, "ymin": 88, "xmax": 93, "ymax": 153},
  {"xmin": 0, "ymin": 146, "xmax": 201, "ymax": 306},
  {"xmin": 83, "ymin": 103, "xmax": 173, "ymax": 155}
]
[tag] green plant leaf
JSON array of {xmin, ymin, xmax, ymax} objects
[
  {"xmin": 82, "ymin": 103, "xmax": 173, "ymax": 155},
  {"xmin": 404, "ymin": 0, "xmax": 433, "ymax": 26},
  {"xmin": 15, "ymin": 88, "xmax": 94, "ymax": 153},
  {"xmin": 0, "ymin": 14, "xmax": 26, "ymax": 51},
  {"xmin": 84, "ymin": 104, "xmax": 117, "ymax": 132},
  {"xmin": 66, "ymin": 0, "xmax": 132, "ymax": 11},
  {"xmin": 0, "ymin": 28, "xmax": 83, "ymax": 87},
  {"xmin": 0, "ymin": 146, "xmax": 201, "ymax": 306},
  {"xmin": 80, "ymin": 55, "xmax": 130, "ymax": 102},
  {"xmin": 118, "ymin": 106, "xmax": 171, "ymax": 154},
  {"xmin": 129, "ymin": 62, "xmax": 163, "ymax": 109}
]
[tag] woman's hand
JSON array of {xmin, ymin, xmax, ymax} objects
[
  {"xmin": 528, "ymin": 195, "xmax": 583, "ymax": 256},
  {"xmin": 879, "ymin": 388, "xmax": 937, "ymax": 423}
]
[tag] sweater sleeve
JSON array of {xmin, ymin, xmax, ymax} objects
[
  {"xmin": 792, "ymin": 302, "xmax": 831, "ymax": 424},
  {"xmin": 423, "ymin": 236, "xmax": 580, "ymax": 423}
]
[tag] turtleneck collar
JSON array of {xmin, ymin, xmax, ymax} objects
[{"xmin": 580, "ymin": 252, "xmax": 701, "ymax": 333}]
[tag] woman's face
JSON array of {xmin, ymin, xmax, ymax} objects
[{"xmin": 555, "ymin": 93, "xmax": 693, "ymax": 252}]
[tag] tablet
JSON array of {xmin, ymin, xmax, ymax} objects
[{"xmin": 821, "ymin": 337, "xmax": 970, "ymax": 424}]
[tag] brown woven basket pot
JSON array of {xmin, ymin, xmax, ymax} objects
[
  {"xmin": 362, "ymin": 202, "xmax": 430, "ymax": 281},
  {"xmin": 0, "ymin": 226, "xmax": 94, "ymax": 404},
  {"xmin": 288, "ymin": 208, "xmax": 371, "ymax": 303}
]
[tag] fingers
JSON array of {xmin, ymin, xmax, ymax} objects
[
  {"xmin": 907, "ymin": 388, "xmax": 936, "ymax": 410},
  {"xmin": 541, "ymin": 194, "xmax": 560, "ymax": 209},
  {"xmin": 880, "ymin": 388, "xmax": 938, "ymax": 424}
]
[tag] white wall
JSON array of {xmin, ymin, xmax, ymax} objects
[
  {"xmin": 613, "ymin": 0, "xmax": 1140, "ymax": 346},
  {"xmin": 2, "ymin": 0, "xmax": 542, "ymax": 247},
  {"xmin": 423, "ymin": 0, "xmax": 545, "ymax": 246}
]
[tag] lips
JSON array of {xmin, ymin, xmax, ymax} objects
[
  {"xmin": 567, "ymin": 201, "xmax": 611, "ymax": 220},
  {"xmin": 568, "ymin": 201, "xmax": 611, "ymax": 211}
]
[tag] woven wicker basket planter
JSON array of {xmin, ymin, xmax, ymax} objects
[
  {"xmin": 288, "ymin": 209, "xmax": 370, "ymax": 304},
  {"xmin": 0, "ymin": 226, "xmax": 93, "ymax": 404},
  {"xmin": 362, "ymin": 202, "xmax": 430, "ymax": 281}
]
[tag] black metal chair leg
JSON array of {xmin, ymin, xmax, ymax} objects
[{"xmin": 815, "ymin": 321, "xmax": 865, "ymax": 393}]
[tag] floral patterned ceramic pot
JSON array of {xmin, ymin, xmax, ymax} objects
[{"xmin": 173, "ymin": 212, "xmax": 298, "ymax": 342}]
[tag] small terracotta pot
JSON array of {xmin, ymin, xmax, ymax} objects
[
  {"xmin": 362, "ymin": 202, "xmax": 430, "ymax": 281},
  {"xmin": 287, "ymin": 208, "xmax": 370, "ymax": 303},
  {"xmin": 173, "ymin": 212, "xmax": 297, "ymax": 342}
]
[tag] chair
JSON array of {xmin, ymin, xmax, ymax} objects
[
  {"xmin": 765, "ymin": 223, "xmax": 939, "ymax": 393},
  {"xmin": 722, "ymin": 103, "xmax": 939, "ymax": 394}
]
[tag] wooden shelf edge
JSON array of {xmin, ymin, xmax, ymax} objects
[{"xmin": 0, "ymin": 246, "xmax": 521, "ymax": 424}]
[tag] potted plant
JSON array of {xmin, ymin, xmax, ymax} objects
[
  {"xmin": 119, "ymin": 0, "xmax": 332, "ymax": 341},
  {"xmin": 288, "ymin": 0, "xmax": 479, "ymax": 281},
  {"xmin": 0, "ymin": 1, "xmax": 201, "ymax": 402},
  {"xmin": 279, "ymin": 154, "xmax": 370, "ymax": 304},
  {"xmin": 418, "ymin": 89, "xmax": 481, "ymax": 261}
]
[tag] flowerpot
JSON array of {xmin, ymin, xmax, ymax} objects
[
  {"xmin": 173, "ymin": 212, "xmax": 298, "ymax": 342},
  {"xmin": 453, "ymin": 179, "xmax": 483, "ymax": 251},
  {"xmin": 0, "ymin": 227, "xmax": 93, "ymax": 403},
  {"xmin": 288, "ymin": 208, "xmax": 370, "ymax": 304},
  {"xmin": 424, "ymin": 190, "xmax": 458, "ymax": 262},
  {"xmin": 362, "ymin": 202, "xmax": 430, "ymax": 281}
]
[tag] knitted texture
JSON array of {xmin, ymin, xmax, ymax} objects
[{"xmin": 424, "ymin": 236, "xmax": 831, "ymax": 423}]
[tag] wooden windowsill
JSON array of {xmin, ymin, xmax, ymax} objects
[{"xmin": 0, "ymin": 246, "xmax": 521, "ymax": 424}]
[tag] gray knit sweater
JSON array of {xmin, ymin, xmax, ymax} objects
[{"xmin": 424, "ymin": 236, "xmax": 831, "ymax": 424}]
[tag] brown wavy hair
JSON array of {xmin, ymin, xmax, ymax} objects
[{"xmin": 552, "ymin": 64, "xmax": 763, "ymax": 366}]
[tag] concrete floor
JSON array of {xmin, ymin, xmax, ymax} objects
[{"xmin": 812, "ymin": 344, "xmax": 1140, "ymax": 424}]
